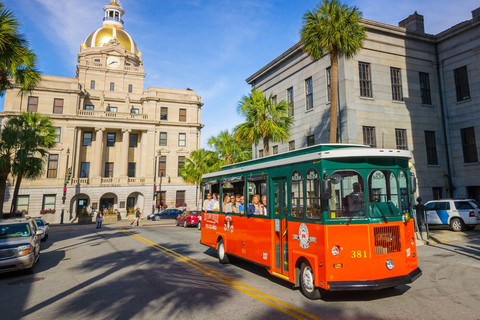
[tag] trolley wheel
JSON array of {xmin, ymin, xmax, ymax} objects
[
  {"xmin": 450, "ymin": 218, "xmax": 465, "ymax": 232},
  {"xmin": 217, "ymin": 239, "xmax": 229, "ymax": 264},
  {"xmin": 300, "ymin": 262, "xmax": 322, "ymax": 300}
]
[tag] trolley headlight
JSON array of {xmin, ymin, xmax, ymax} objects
[
  {"xmin": 403, "ymin": 213, "xmax": 411, "ymax": 223},
  {"xmin": 331, "ymin": 245, "xmax": 342, "ymax": 256},
  {"xmin": 386, "ymin": 259, "xmax": 394, "ymax": 270}
]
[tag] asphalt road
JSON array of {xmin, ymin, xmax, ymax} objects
[{"xmin": 0, "ymin": 221, "xmax": 479, "ymax": 320}]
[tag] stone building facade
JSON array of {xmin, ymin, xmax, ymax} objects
[
  {"xmin": 1, "ymin": 1, "xmax": 203, "ymax": 222},
  {"xmin": 245, "ymin": 8, "xmax": 480, "ymax": 202}
]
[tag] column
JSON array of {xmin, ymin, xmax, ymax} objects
[
  {"xmin": 120, "ymin": 128, "xmax": 131, "ymax": 181},
  {"xmin": 92, "ymin": 127, "xmax": 104, "ymax": 183}
]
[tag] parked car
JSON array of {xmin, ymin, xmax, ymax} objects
[
  {"xmin": 147, "ymin": 209, "xmax": 183, "ymax": 221},
  {"xmin": 0, "ymin": 218, "xmax": 42, "ymax": 274},
  {"xmin": 424, "ymin": 199, "xmax": 480, "ymax": 231},
  {"xmin": 176, "ymin": 211, "xmax": 201, "ymax": 227},
  {"xmin": 33, "ymin": 217, "xmax": 49, "ymax": 242}
]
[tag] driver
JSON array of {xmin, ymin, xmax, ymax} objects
[{"xmin": 347, "ymin": 182, "xmax": 365, "ymax": 214}]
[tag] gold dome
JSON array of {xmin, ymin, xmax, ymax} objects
[
  {"xmin": 83, "ymin": 26, "xmax": 139, "ymax": 55},
  {"xmin": 109, "ymin": 0, "xmax": 121, "ymax": 7}
]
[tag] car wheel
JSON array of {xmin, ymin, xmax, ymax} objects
[
  {"xmin": 184, "ymin": 221, "xmax": 187, "ymax": 228},
  {"xmin": 198, "ymin": 221, "xmax": 201, "ymax": 230},
  {"xmin": 154, "ymin": 215, "xmax": 160, "ymax": 221},
  {"xmin": 45, "ymin": 233, "xmax": 48, "ymax": 240},
  {"xmin": 300, "ymin": 262, "xmax": 322, "ymax": 300},
  {"xmin": 450, "ymin": 218, "xmax": 465, "ymax": 232},
  {"xmin": 175, "ymin": 219, "xmax": 179, "ymax": 226},
  {"xmin": 465, "ymin": 225, "xmax": 476, "ymax": 231},
  {"xmin": 217, "ymin": 239, "xmax": 229, "ymax": 264}
]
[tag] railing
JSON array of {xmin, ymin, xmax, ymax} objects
[
  {"xmin": 103, "ymin": 17, "xmax": 124, "ymax": 24},
  {"xmin": 101, "ymin": 178, "xmax": 121, "ymax": 184},
  {"xmin": 70, "ymin": 177, "xmax": 146, "ymax": 186},
  {"xmin": 71, "ymin": 178, "xmax": 90, "ymax": 185},
  {"xmin": 77, "ymin": 110, "xmax": 148, "ymax": 120},
  {"xmin": 128, "ymin": 178, "xmax": 146, "ymax": 184},
  {"xmin": 124, "ymin": 66, "xmax": 140, "ymax": 71}
]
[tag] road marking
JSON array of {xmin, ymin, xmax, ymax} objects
[{"xmin": 118, "ymin": 227, "xmax": 322, "ymax": 320}]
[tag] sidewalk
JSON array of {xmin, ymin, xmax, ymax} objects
[{"xmin": 48, "ymin": 218, "xmax": 176, "ymax": 233}]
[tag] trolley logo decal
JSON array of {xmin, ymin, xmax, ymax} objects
[
  {"xmin": 293, "ymin": 223, "xmax": 317, "ymax": 249},
  {"xmin": 224, "ymin": 215, "xmax": 234, "ymax": 233}
]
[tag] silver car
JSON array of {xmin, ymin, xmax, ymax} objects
[
  {"xmin": 0, "ymin": 218, "xmax": 42, "ymax": 274},
  {"xmin": 33, "ymin": 217, "xmax": 49, "ymax": 242}
]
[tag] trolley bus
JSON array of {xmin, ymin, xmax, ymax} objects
[{"xmin": 200, "ymin": 144, "xmax": 421, "ymax": 299}]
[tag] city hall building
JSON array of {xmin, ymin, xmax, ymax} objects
[
  {"xmin": 1, "ymin": 1, "xmax": 203, "ymax": 222},
  {"xmin": 246, "ymin": 8, "xmax": 480, "ymax": 202}
]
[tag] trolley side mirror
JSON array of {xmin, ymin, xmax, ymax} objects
[
  {"xmin": 321, "ymin": 180, "xmax": 332, "ymax": 199},
  {"xmin": 410, "ymin": 175, "xmax": 417, "ymax": 194}
]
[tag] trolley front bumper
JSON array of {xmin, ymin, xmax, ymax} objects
[{"xmin": 327, "ymin": 267, "xmax": 422, "ymax": 291}]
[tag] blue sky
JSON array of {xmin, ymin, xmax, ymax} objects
[{"xmin": 1, "ymin": 0, "xmax": 476, "ymax": 148}]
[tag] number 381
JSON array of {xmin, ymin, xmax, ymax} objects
[{"xmin": 351, "ymin": 250, "xmax": 367, "ymax": 258}]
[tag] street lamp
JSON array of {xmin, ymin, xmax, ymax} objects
[
  {"xmin": 60, "ymin": 147, "xmax": 71, "ymax": 224},
  {"xmin": 153, "ymin": 153, "xmax": 158, "ymax": 215}
]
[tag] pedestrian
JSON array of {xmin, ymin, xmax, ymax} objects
[
  {"xmin": 131, "ymin": 207, "xmax": 141, "ymax": 227},
  {"xmin": 96, "ymin": 210, "xmax": 104, "ymax": 229}
]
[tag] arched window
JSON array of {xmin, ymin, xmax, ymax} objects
[
  {"xmin": 368, "ymin": 170, "xmax": 400, "ymax": 217},
  {"xmin": 305, "ymin": 168, "xmax": 321, "ymax": 220},
  {"xmin": 290, "ymin": 170, "xmax": 304, "ymax": 219},
  {"xmin": 328, "ymin": 170, "xmax": 365, "ymax": 219}
]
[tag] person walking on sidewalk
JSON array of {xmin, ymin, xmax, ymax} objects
[
  {"xmin": 131, "ymin": 208, "xmax": 141, "ymax": 227},
  {"xmin": 96, "ymin": 210, "xmax": 104, "ymax": 229}
]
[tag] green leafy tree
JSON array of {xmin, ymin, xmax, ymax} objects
[
  {"xmin": 0, "ymin": 2, "xmax": 41, "ymax": 96},
  {"xmin": 5, "ymin": 112, "xmax": 57, "ymax": 214},
  {"xmin": 234, "ymin": 88, "xmax": 293, "ymax": 157},
  {"xmin": 300, "ymin": 0, "xmax": 366, "ymax": 143},
  {"xmin": 0, "ymin": 120, "xmax": 20, "ymax": 215},
  {"xmin": 208, "ymin": 129, "xmax": 251, "ymax": 165},
  {"xmin": 179, "ymin": 149, "xmax": 222, "ymax": 207}
]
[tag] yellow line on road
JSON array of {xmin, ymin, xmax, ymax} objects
[{"xmin": 118, "ymin": 228, "xmax": 322, "ymax": 320}]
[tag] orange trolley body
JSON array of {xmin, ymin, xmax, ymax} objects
[{"xmin": 200, "ymin": 144, "xmax": 421, "ymax": 299}]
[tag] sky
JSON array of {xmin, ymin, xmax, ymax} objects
[{"xmin": 1, "ymin": 0, "xmax": 476, "ymax": 148}]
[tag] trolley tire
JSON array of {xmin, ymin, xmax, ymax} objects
[
  {"xmin": 450, "ymin": 218, "xmax": 465, "ymax": 232},
  {"xmin": 300, "ymin": 262, "xmax": 322, "ymax": 300},
  {"xmin": 217, "ymin": 239, "xmax": 229, "ymax": 264}
]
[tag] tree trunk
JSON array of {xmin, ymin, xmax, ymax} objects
[
  {"xmin": 9, "ymin": 172, "xmax": 23, "ymax": 216},
  {"xmin": 0, "ymin": 175, "xmax": 8, "ymax": 216},
  {"xmin": 329, "ymin": 53, "xmax": 339, "ymax": 143},
  {"xmin": 263, "ymin": 137, "xmax": 270, "ymax": 156}
]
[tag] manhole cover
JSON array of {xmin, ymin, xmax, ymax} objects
[{"xmin": 7, "ymin": 277, "xmax": 45, "ymax": 286}]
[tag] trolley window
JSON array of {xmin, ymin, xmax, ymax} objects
[
  {"xmin": 305, "ymin": 168, "xmax": 321, "ymax": 220},
  {"xmin": 368, "ymin": 170, "xmax": 401, "ymax": 217},
  {"xmin": 291, "ymin": 170, "xmax": 304, "ymax": 219},
  {"xmin": 247, "ymin": 174, "xmax": 268, "ymax": 216},
  {"xmin": 398, "ymin": 170, "xmax": 410, "ymax": 214},
  {"xmin": 221, "ymin": 176, "xmax": 245, "ymax": 214},
  {"xmin": 203, "ymin": 180, "xmax": 220, "ymax": 212},
  {"xmin": 328, "ymin": 170, "xmax": 366, "ymax": 219}
]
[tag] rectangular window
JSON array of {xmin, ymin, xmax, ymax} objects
[
  {"xmin": 107, "ymin": 133, "xmax": 116, "ymax": 147},
  {"xmin": 42, "ymin": 195, "xmax": 56, "ymax": 211},
  {"xmin": 90, "ymin": 80, "xmax": 95, "ymax": 89},
  {"xmin": 179, "ymin": 108, "xmax": 186, "ymax": 122},
  {"xmin": 273, "ymin": 145, "xmax": 278, "ymax": 155},
  {"xmin": 454, "ymin": 66, "xmax": 470, "ymax": 101},
  {"xmin": 395, "ymin": 129, "xmax": 408, "ymax": 150},
  {"xmin": 176, "ymin": 190, "xmax": 186, "ymax": 206},
  {"xmin": 161, "ymin": 107, "xmax": 168, "ymax": 120},
  {"xmin": 158, "ymin": 156, "xmax": 166, "ymax": 177},
  {"xmin": 461, "ymin": 127, "xmax": 478, "ymax": 163},
  {"xmin": 178, "ymin": 133, "xmax": 186, "ymax": 147},
  {"xmin": 307, "ymin": 135, "xmax": 315, "ymax": 146},
  {"xmin": 53, "ymin": 98, "xmax": 64, "ymax": 114},
  {"xmin": 363, "ymin": 126, "xmax": 376, "ymax": 147},
  {"xmin": 326, "ymin": 67, "xmax": 331, "ymax": 102},
  {"xmin": 130, "ymin": 108, "xmax": 139, "ymax": 114},
  {"xmin": 289, "ymin": 140, "xmax": 295, "ymax": 151},
  {"xmin": 419, "ymin": 72, "xmax": 432, "ymax": 105},
  {"xmin": 305, "ymin": 77, "xmax": 313, "ymax": 110},
  {"xmin": 27, "ymin": 96, "xmax": 38, "ymax": 112},
  {"xmin": 259, "ymin": 150, "xmax": 263, "ymax": 158},
  {"xmin": 83, "ymin": 132, "xmax": 92, "ymax": 146},
  {"xmin": 467, "ymin": 186, "xmax": 480, "ymax": 203},
  {"xmin": 17, "ymin": 195, "xmax": 29, "ymax": 212},
  {"xmin": 47, "ymin": 154, "xmax": 59, "ymax": 178},
  {"xmin": 159, "ymin": 132, "xmax": 167, "ymax": 146},
  {"xmin": 110, "ymin": 82, "xmax": 115, "ymax": 91},
  {"xmin": 359, "ymin": 62, "xmax": 372, "ymax": 97},
  {"xmin": 104, "ymin": 162, "xmax": 114, "ymax": 177},
  {"xmin": 432, "ymin": 187, "xmax": 443, "ymax": 200},
  {"xmin": 129, "ymin": 133, "xmax": 138, "ymax": 148},
  {"xmin": 178, "ymin": 156, "xmax": 185, "ymax": 176},
  {"xmin": 108, "ymin": 106, "xmax": 117, "ymax": 112},
  {"xmin": 128, "ymin": 84, "xmax": 133, "ymax": 93},
  {"xmin": 286, "ymin": 87, "xmax": 294, "ymax": 116},
  {"xmin": 84, "ymin": 105, "xmax": 94, "ymax": 111},
  {"xmin": 390, "ymin": 67, "xmax": 403, "ymax": 101},
  {"xmin": 128, "ymin": 162, "xmax": 136, "ymax": 177},
  {"xmin": 80, "ymin": 162, "xmax": 90, "ymax": 178},
  {"xmin": 54, "ymin": 127, "xmax": 61, "ymax": 143},
  {"xmin": 425, "ymin": 131, "xmax": 438, "ymax": 165}
]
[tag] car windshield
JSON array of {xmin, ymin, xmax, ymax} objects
[
  {"xmin": 35, "ymin": 219, "xmax": 45, "ymax": 227},
  {"xmin": 190, "ymin": 211, "xmax": 201, "ymax": 215},
  {"xmin": 0, "ymin": 223, "xmax": 32, "ymax": 239}
]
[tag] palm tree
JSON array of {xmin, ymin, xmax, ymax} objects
[
  {"xmin": 208, "ymin": 130, "xmax": 251, "ymax": 165},
  {"xmin": 234, "ymin": 88, "xmax": 293, "ymax": 157},
  {"xmin": 0, "ymin": 2, "xmax": 41, "ymax": 96},
  {"xmin": 0, "ymin": 121, "xmax": 20, "ymax": 216},
  {"xmin": 300, "ymin": 0, "xmax": 366, "ymax": 143},
  {"xmin": 6, "ymin": 112, "xmax": 57, "ymax": 214},
  {"xmin": 179, "ymin": 149, "xmax": 222, "ymax": 207}
]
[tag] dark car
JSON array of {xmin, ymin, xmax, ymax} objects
[
  {"xmin": 176, "ymin": 211, "xmax": 201, "ymax": 227},
  {"xmin": 147, "ymin": 209, "xmax": 183, "ymax": 221}
]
